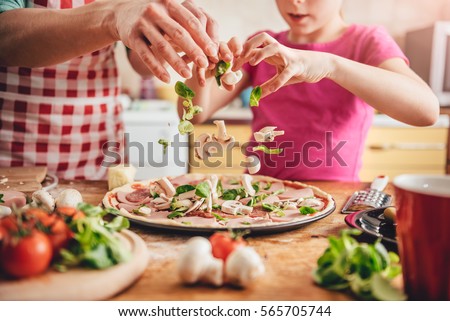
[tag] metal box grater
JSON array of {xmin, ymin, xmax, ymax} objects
[{"xmin": 341, "ymin": 175, "xmax": 392, "ymax": 214}]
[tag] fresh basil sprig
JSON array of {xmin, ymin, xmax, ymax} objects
[
  {"xmin": 195, "ymin": 181, "xmax": 211, "ymax": 198},
  {"xmin": 299, "ymin": 206, "xmax": 317, "ymax": 215},
  {"xmin": 249, "ymin": 86, "xmax": 262, "ymax": 107},
  {"xmin": 176, "ymin": 184, "xmax": 196, "ymax": 195},
  {"xmin": 175, "ymin": 81, "xmax": 202, "ymax": 135},
  {"xmin": 313, "ymin": 229, "xmax": 405, "ymax": 301}
]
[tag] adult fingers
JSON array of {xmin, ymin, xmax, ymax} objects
[
  {"xmin": 260, "ymin": 67, "xmax": 296, "ymax": 97},
  {"xmin": 168, "ymin": 0, "xmax": 218, "ymax": 58},
  {"xmin": 196, "ymin": 66, "xmax": 207, "ymax": 87},
  {"xmin": 148, "ymin": 3, "xmax": 209, "ymax": 69},
  {"xmin": 141, "ymin": 22, "xmax": 192, "ymax": 79},
  {"xmin": 134, "ymin": 38, "xmax": 171, "ymax": 83}
]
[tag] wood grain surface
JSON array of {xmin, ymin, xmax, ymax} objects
[
  {"xmin": 0, "ymin": 167, "xmax": 47, "ymax": 195},
  {"xmin": 50, "ymin": 179, "xmax": 394, "ymax": 301}
]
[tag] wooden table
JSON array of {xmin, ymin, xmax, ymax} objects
[{"xmin": 54, "ymin": 180, "xmax": 395, "ymax": 301}]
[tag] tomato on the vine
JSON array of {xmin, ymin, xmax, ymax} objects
[
  {"xmin": 1, "ymin": 230, "xmax": 52, "ymax": 278},
  {"xmin": 209, "ymin": 232, "xmax": 247, "ymax": 261}
]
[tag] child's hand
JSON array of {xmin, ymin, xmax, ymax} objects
[
  {"xmin": 232, "ymin": 32, "xmax": 333, "ymax": 97},
  {"xmin": 194, "ymin": 36, "xmax": 242, "ymax": 90}
]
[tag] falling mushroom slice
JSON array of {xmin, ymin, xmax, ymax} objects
[
  {"xmin": 213, "ymin": 120, "xmax": 235, "ymax": 145},
  {"xmin": 221, "ymin": 70, "xmax": 243, "ymax": 86},
  {"xmin": 195, "ymin": 133, "xmax": 212, "ymax": 160},
  {"xmin": 254, "ymin": 126, "xmax": 285, "ymax": 142},
  {"xmin": 244, "ymin": 155, "xmax": 261, "ymax": 175}
]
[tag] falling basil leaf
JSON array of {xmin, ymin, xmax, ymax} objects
[
  {"xmin": 175, "ymin": 81, "xmax": 195, "ymax": 100},
  {"xmin": 252, "ymin": 145, "xmax": 283, "ymax": 154},
  {"xmin": 249, "ymin": 86, "xmax": 262, "ymax": 107},
  {"xmin": 215, "ymin": 60, "xmax": 231, "ymax": 86},
  {"xmin": 178, "ymin": 120, "xmax": 194, "ymax": 135},
  {"xmin": 158, "ymin": 139, "xmax": 169, "ymax": 155}
]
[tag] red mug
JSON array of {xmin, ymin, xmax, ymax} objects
[{"xmin": 393, "ymin": 174, "xmax": 450, "ymax": 300}]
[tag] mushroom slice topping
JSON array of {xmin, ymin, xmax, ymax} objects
[
  {"xmin": 254, "ymin": 126, "xmax": 285, "ymax": 142},
  {"xmin": 221, "ymin": 200, "xmax": 243, "ymax": 215},
  {"xmin": 299, "ymin": 198, "xmax": 325, "ymax": 211},
  {"xmin": 156, "ymin": 177, "xmax": 176, "ymax": 197},
  {"xmin": 241, "ymin": 174, "xmax": 256, "ymax": 197},
  {"xmin": 243, "ymin": 155, "xmax": 261, "ymax": 175},
  {"xmin": 178, "ymin": 190, "xmax": 196, "ymax": 200},
  {"xmin": 184, "ymin": 198, "xmax": 205, "ymax": 215}
]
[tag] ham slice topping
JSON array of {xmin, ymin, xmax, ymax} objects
[
  {"xmin": 278, "ymin": 187, "xmax": 314, "ymax": 200},
  {"xmin": 0, "ymin": 190, "xmax": 27, "ymax": 208}
]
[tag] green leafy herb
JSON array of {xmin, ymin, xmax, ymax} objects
[
  {"xmin": 215, "ymin": 60, "xmax": 231, "ymax": 86},
  {"xmin": 262, "ymin": 203, "xmax": 277, "ymax": 212},
  {"xmin": 273, "ymin": 189, "xmax": 285, "ymax": 196},
  {"xmin": 264, "ymin": 182, "xmax": 272, "ymax": 190},
  {"xmin": 313, "ymin": 229, "xmax": 405, "ymax": 301},
  {"xmin": 216, "ymin": 179, "xmax": 223, "ymax": 197},
  {"xmin": 181, "ymin": 221, "xmax": 192, "ymax": 225},
  {"xmin": 0, "ymin": 193, "xmax": 3, "ymax": 203},
  {"xmin": 195, "ymin": 181, "xmax": 211, "ymax": 198},
  {"xmin": 212, "ymin": 204, "xmax": 222, "ymax": 210},
  {"xmin": 178, "ymin": 120, "xmax": 194, "ymax": 135},
  {"xmin": 170, "ymin": 200, "xmax": 190, "ymax": 212},
  {"xmin": 252, "ymin": 182, "xmax": 260, "ymax": 193},
  {"xmin": 175, "ymin": 81, "xmax": 202, "ymax": 135},
  {"xmin": 253, "ymin": 145, "xmax": 283, "ymax": 154},
  {"xmin": 176, "ymin": 184, "xmax": 195, "ymax": 195},
  {"xmin": 158, "ymin": 139, "xmax": 169, "ymax": 155},
  {"xmin": 222, "ymin": 187, "xmax": 247, "ymax": 200},
  {"xmin": 299, "ymin": 206, "xmax": 317, "ymax": 215},
  {"xmin": 241, "ymin": 222, "xmax": 251, "ymax": 225},
  {"xmin": 249, "ymin": 86, "xmax": 262, "ymax": 107},
  {"xmin": 212, "ymin": 212, "xmax": 227, "ymax": 221},
  {"xmin": 175, "ymin": 81, "xmax": 195, "ymax": 99},
  {"xmin": 168, "ymin": 211, "xmax": 185, "ymax": 219},
  {"xmin": 246, "ymin": 198, "xmax": 255, "ymax": 207},
  {"xmin": 55, "ymin": 204, "xmax": 131, "ymax": 270}
]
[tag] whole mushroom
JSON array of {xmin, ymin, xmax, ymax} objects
[
  {"xmin": 178, "ymin": 237, "xmax": 224, "ymax": 286},
  {"xmin": 244, "ymin": 155, "xmax": 261, "ymax": 175},
  {"xmin": 225, "ymin": 246, "xmax": 265, "ymax": 287},
  {"xmin": 55, "ymin": 189, "xmax": 83, "ymax": 209}
]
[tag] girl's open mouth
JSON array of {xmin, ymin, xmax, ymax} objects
[{"xmin": 288, "ymin": 13, "xmax": 309, "ymax": 23}]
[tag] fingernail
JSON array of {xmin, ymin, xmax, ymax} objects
[
  {"xmin": 161, "ymin": 74, "xmax": 170, "ymax": 83},
  {"xmin": 206, "ymin": 43, "xmax": 218, "ymax": 57},
  {"xmin": 196, "ymin": 56, "xmax": 208, "ymax": 68},
  {"xmin": 181, "ymin": 68, "xmax": 191, "ymax": 78},
  {"xmin": 224, "ymin": 54, "xmax": 233, "ymax": 61}
]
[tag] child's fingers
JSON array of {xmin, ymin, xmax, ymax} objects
[
  {"xmin": 248, "ymin": 43, "xmax": 280, "ymax": 66},
  {"xmin": 260, "ymin": 68, "xmax": 296, "ymax": 97},
  {"xmin": 222, "ymin": 82, "xmax": 235, "ymax": 91},
  {"xmin": 233, "ymin": 33, "xmax": 274, "ymax": 70},
  {"xmin": 219, "ymin": 41, "xmax": 233, "ymax": 62}
]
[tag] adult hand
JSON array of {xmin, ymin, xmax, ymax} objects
[
  {"xmin": 232, "ymin": 32, "xmax": 334, "ymax": 97},
  {"xmin": 114, "ymin": 0, "xmax": 219, "ymax": 83}
]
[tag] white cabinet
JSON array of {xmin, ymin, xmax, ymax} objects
[{"xmin": 122, "ymin": 100, "xmax": 188, "ymax": 180}]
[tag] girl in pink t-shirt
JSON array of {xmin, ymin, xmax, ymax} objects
[{"xmin": 180, "ymin": 0, "xmax": 439, "ymax": 181}]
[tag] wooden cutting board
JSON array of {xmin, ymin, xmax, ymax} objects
[
  {"xmin": 0, "ymin": 230, "xmax": 149, "ymax": 300},
  {"xmin": 0, "ymin": 167, "xmax": 47, "ymax": 194}
]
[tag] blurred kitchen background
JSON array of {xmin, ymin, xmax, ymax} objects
[{"xmin": 117, "ymin": 0, "xmax": 450, "ymax": 181}]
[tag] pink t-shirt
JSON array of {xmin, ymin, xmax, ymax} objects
[{"xmin": 243, "ymin": 24, "xmax": 408, "ymax": 181}]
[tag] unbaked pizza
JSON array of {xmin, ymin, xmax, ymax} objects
[{"xmin": 102, "ymin": 174, "xmax": 335, "ymax": 230}]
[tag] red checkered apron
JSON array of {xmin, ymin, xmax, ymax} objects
[{"xmin": 0, "ymin": 0, "xmax": 124, "ymax": 180}]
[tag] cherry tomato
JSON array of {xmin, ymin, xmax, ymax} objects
[
  {"xmin": 25, "ymin": 208, "xmax": 56, "ymax": 227},
  {"xmin": 56, "ymin": 207, "xmax": 85, "ymax": 220},
  {"xmin": 0, "ymin": 215, "xmax": 19, "ymax": 233},
  {"xmin": 209, "ymin": 232, "xmax": 247, "ymax": 261},
  {"xmin": 1, "ymin": 230, "xmax": 52, "ymax": 278},
  {"xmin": 47, "ymin": 217, "xmax": 73, "ymax": 255}
]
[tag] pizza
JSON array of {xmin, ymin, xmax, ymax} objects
[{"xmin": 102, "ymin": 174, "xmax": 335, "ymax": 229}]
